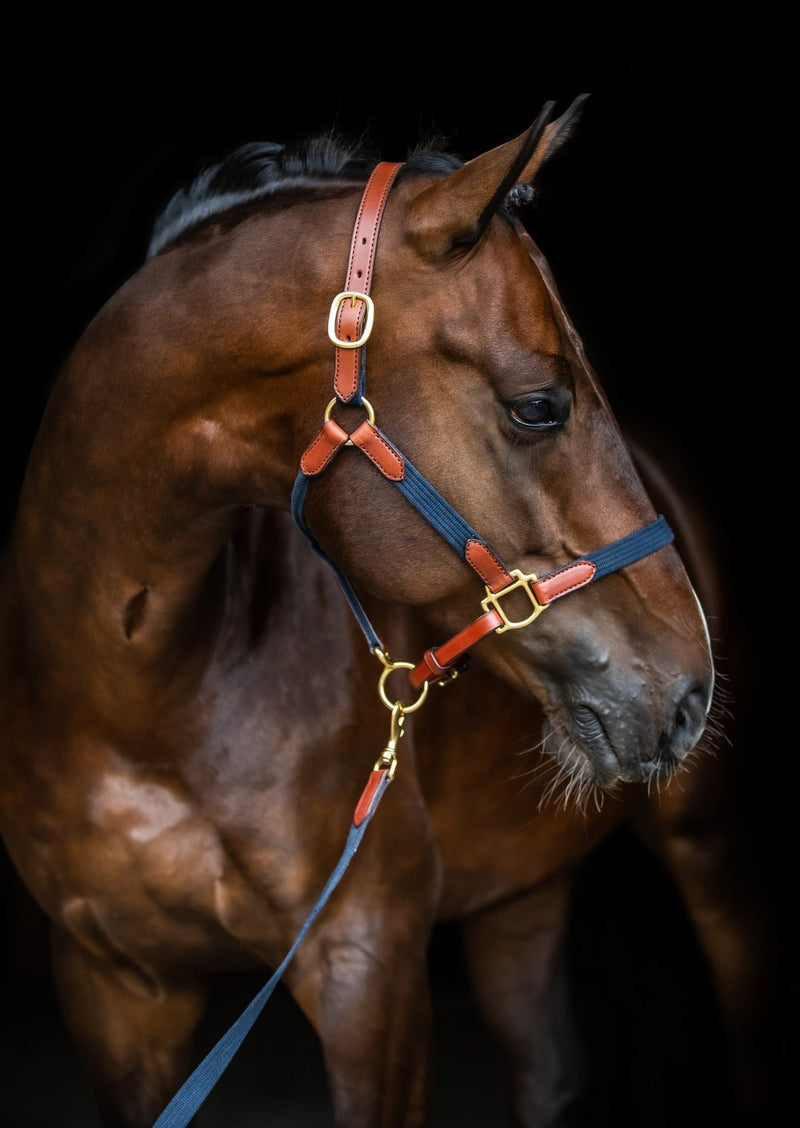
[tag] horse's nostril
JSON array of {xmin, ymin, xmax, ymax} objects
[{"xmin": 666, "ymin": 678, "xmax": 709, "ymax": 754}]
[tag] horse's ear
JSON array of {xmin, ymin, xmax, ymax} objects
[{"xmin": 405, "ymin": 95, "xmax": 589, "ymax": 258}]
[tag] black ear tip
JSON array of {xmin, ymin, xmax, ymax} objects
[
  {"xmin": 562, "ymin": 92, "xmax": 591, "ymax": 123},
  {"xmin": 539, "ymin": 92, "xmax": 590, "ymax": 121}
]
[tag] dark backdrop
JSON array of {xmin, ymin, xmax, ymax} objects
[{"xmin": 1, "ymin": 22, "xmax": 791, "ymax": 1128}]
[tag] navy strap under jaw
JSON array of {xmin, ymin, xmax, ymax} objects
[{"xmin": 291, "ymin": 469, "xmax": 383, "ymax": 650}]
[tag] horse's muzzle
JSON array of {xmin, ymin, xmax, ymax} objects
[{"xmin": 560, "ymin": 673, "xmax": 711, "ymax": 786}]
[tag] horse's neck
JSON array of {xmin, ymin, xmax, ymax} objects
[
  {"xmin": 15, "ymin": 425, "xmax": 270, "ymax": 698},
  {"xmin": 12, "ymin": 227, "xmax": 329, "ymax": 694}
]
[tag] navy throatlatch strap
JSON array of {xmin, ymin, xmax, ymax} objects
[
  {"xmin": 150, "ymin": 770, "xmax": 392, "ymax": 1128},
  {"xmin": 291, "ymin": 469, "xmax": 383, "ymax": 650}
]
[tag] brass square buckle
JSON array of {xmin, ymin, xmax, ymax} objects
[{"xmin": 480, "ymin": 570, "xmax": 548, "ymax": 633}]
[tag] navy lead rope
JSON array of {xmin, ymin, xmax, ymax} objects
[{"xmin": 151, "ymin": 771, "xmax": 392, "ymax": 1128}]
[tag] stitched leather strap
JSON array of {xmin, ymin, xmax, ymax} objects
[
  {"xmin": 333, "ymin": 161, "xmax": 404, "ymax": 403},
  {"xmin": 409, "ymin": 610, "xmax": 503, "ymax": 689},
  {"xmin": 465, "ymin": 537, "xmax": 514, "ymax": 592},
  {"xmin": 533, "ymin": 559, "xmax": 595, "ymax": 602}
]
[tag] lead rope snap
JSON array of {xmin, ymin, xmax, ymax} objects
[
  {"xmin": 371, "ymin": 649, "xmax": 429, "ymax": 778},
  {"xmin": 373, "ymin": 702, "xmax": 406, "ymax": 779}
]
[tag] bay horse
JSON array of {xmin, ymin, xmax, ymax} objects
[{"xmin": 0, "ymin": 99, "xmax": 775, "ymax": 1126}]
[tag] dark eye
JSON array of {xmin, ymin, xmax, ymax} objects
[{"xmin": 503, "ymin": 390, "xmax": 569, "ymax": 432}]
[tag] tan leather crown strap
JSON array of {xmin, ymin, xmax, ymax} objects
[{"xmin": 331, "ymin": 161, "xmax": 404, "ymax": 403}]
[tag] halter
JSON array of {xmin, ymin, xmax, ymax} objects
[
  {"xmin": 153, "ymin": 160, "xmax": 676, "ymax": 1128},
  {"xmin": 291, "ymin": 161, "xmax": 674, "ymax": 703}
]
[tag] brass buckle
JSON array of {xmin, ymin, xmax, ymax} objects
[
  {"xmin": 480, "ymin": 570, "xmax": 548, "ymax": 633},
  {"xmin": 327, "ymin": 291, "xmax": 375, "ymax": 348}
]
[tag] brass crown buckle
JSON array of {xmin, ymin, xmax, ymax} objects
[
  {"xmin": 480, "ymin": 569, "xmax": 548, "ymax": 633},
  {"xmin": 327, "ymin": 291, "xmax": 375, "ymax": 348}
]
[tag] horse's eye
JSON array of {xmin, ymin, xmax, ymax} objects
[{"xmin": 504, "ymin": 395, "xmax": 562, "ymax": 431}]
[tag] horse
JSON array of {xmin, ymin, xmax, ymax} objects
[{"xmin": 0, "ymin": 98, "xmax": 777, "ymax": 1126}]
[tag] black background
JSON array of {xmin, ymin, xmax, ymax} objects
[{"xmin": 1, "ymin": 17, "xmax": 792, "ymax": 1127}]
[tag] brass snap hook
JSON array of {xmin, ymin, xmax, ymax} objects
[{"xmin": 373, "ymin": 703, "xmax": 406, "ymax": 779}]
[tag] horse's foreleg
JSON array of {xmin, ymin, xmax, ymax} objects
[
  {"xmin": 287, "ymin": 810, "xmax": 441, "ymax": 1128},
  {"xmin": 460, "ymin": 872, "xmax": 584, "ymax": 1128},
  {"xmin": 50, "ymin": 922, "xmax": 207, "ymax": 1128},
  {"xmin": 293, "ymin": 926, "xmax": 434, "ymax": 1128}
]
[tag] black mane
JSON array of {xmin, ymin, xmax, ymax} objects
[{"xmin": 146, "ymin": 134, "xmax": 464, "ymax": 259}]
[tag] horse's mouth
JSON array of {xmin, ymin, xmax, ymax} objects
[
  {"xmin": 569, "ymin": 704, "xmax": 618, "ymax": 780},
  {"xmin": 546, "ymin": 703, "xmax": 682, "ymax": 788}
]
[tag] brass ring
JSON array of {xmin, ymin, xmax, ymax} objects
[
  {"xmin": 323, "ymin": 396, "xmax": 375, "ymax": 427},
  {"xmin": 378, "ymin": 660, "xmax": 429, "ymax": 714}
]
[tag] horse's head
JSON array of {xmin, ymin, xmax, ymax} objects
[{"xmin": 298, "ymin": 100, "xmax": 715, "ymax": 790}]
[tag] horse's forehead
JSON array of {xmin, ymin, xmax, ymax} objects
[{"xmin": 414, "ymin": 225, "xmax": 565, "ymax": 361}]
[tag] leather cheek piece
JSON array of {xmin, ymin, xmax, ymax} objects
[
  {"xmin": 333, "ymin": 335, "xmax": 362, "ymax": 405},
  {"xmin": 533, "ymin": 560, "xmax": 596, "ymax": 603},
  {"xmin": 349, "ymin": 422, "xmax": 405, "ymax": 481},
  {"xmin": 300, "ymin": 420, "xmax": 404, "ymax": 481},
  {"xmin": 333, "ymin": 161, "xmax": 404, "ymax": 403},
  {"xmin": 335, "ymin": 298, "xmax": 365, "ymax": 345},
  {"xmin": 300, "ymin": 419, "xmax": 350, "ymax": 476},
  {"xmin": 465, "ymin": 538, "xmax": 514, "ymax": 591}
]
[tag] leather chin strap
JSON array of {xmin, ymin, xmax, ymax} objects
[{"xmin": 291, "ymin": 163, "xmax": 674, "ymax": 690}]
